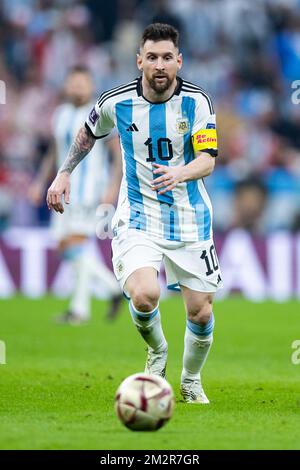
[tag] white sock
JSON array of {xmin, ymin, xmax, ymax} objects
[
  {"xmin": 129, "ymin": 301, "xmax": 167, "ymax": 352},
  {"xmin": 182, "ymin": 315, "xmax": 214, "ymax": 382},
  {"xmin": 62, "ymin": 246, "xmax": 91, "ymax": 320}
]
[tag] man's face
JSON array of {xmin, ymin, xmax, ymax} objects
[
  {"xmin": 64, "ymin": 72, "xmax": 94, "ymax": 106},
  {"xmin": 137, "ymin": 40, "xmax": 182, "ymax": 94}
]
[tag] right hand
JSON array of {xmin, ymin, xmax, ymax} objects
[{"xmin": 46, "ymin": 172, "xmax": 70, "ymax": 213}]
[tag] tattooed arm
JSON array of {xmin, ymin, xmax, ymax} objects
[
  {"xmin": 58, "ymin": 126, "xmax": 96, "ymax": 174},
  {"xmin": 47, "ymin": 126, "xmax": 96, "ymax": 213}
]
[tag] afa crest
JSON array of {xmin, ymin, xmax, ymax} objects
[
  {"xmin": 116, "ymin": 260, "xmax": 125, "ymax": 276},
  {"xmin": 176, "ymin": 117, "xmax": 190, "ymax": 134}
]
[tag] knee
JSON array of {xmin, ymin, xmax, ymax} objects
[
  {"xmin": 131, "ymin": 287, "xmax": 160, "ymax": 312},
  {"xmin": 187, "ymin": 297, "xmax": 213, "ymax": 325}
]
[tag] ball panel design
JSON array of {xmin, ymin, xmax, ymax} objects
[{"xmin": 114, "ymin": 373, "xmax": 175, "ymax": 431}]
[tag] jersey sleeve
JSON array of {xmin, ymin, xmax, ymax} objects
[
  {"xmin": 85, "ymin": 96, "xmax": 115, "ymax": 139},
  {"xmin": 191, "ymin": 94, "xmax": 218, "ymax": 157}
]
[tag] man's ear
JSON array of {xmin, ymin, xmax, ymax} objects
[
  {"xmin": 136, "ymin": 53, "xmax": 143, "ymax": 71},
  {"xmin": 177, "ymin": 52, "xmax": 183, "ymax": 71}
]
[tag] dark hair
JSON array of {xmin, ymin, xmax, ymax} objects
[
  {"xmin": 67, "ymin": 65, "xmax": 91, "ymax": 76},
  {"xmin": 235, "ymin": 177, "xmax": 267, "ymax": 198},
  {"xmin": 140, "ymin": 23, "xmax": 179, "ymax": 49}
]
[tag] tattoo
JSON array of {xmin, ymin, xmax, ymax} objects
[{"xmin": 58, "ymin": 126, "xmax": 96, "ymax": 174}]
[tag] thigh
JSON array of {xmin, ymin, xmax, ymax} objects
[{"xmin": 112, "ymin": 230, "xmax": 163, "ymax": 295}]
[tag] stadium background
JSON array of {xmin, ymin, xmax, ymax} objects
[
  {"xmin": 1, "ymin": 0, "xmax": 300, "ymax": 300},
  {"xmin": 0, "ymin": 0, "xmax": 300, "ymax": 451}
]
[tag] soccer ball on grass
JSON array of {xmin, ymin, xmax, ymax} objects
[{"xmin": 115, "ymin": 373, "xmax": 175, "ymax": 431}]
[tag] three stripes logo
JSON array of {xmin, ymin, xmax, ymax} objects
[{"xmin": 126, "ymin": 123, "xmax": 139, "ymax": 132}]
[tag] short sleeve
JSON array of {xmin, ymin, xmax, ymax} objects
[
  {"xmin": 85, "ymin": 96, "xmax": 115, "ymax": 139},
  {"xmin": 192, "ymin": 94, "xmax": 216, "ymax": 135},
  {"xmin": 191, "ymin": 94, "xmax": 218, "ymax": 157}
]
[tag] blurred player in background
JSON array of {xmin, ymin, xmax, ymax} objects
[
  {"xmin": 46, "ymin": 24, "xmax": 222, "ymax": 403},
  {"xmin": 29, "ymin": 66, "xmax": 123, "ymax": 324}
]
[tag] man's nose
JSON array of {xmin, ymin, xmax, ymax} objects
[{"xmin": 156, "ymin": 57, "xmax": 165, "ymax": 69}]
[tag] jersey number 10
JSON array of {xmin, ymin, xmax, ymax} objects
[
  {"xmin": 144, "ymin": 137, "xmax": 173, "ymax": 162},
  {"xmin": 201, "ymin": 245, "xmax": 219, "ymax": 276}
]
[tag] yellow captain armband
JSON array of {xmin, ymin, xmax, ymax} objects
[{"xmin": 192, "ymin": 129, "xmax": 218, "ymax": 157}]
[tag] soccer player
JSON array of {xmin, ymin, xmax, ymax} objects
[
  {"xmin": 46, "ymin": 24, "xmax": 223, "ymax": 403},
  {"xmin": 29, "ymin": 66, "xmax": 123, "ymax": 323}
]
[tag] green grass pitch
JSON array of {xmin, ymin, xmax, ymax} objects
[{"xmin": 0, "ymin": 295, "xmax": 299, "ymax": 450}]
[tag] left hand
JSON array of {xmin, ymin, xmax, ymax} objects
[{"xmin": 151, "ymin": 163, "xmax": 185, "ymax": 195}]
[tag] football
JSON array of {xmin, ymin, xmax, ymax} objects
[{"xmin": 114, "ymin": 373, "xmax": 175, "ymax": 431}]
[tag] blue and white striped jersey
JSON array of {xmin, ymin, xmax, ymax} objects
[
  {"xmin": 53, "ymin": 102, "xmax": 110, "ymax": 207},
  {"xmin": 85, "ymin": 77, "xmax": 217, "ymax": 241}
]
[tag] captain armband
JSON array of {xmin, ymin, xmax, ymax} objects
[{"xmin": 192, "ymin": 129, "xmax": 218, "ymax": 157}]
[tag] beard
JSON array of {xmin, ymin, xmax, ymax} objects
[
  {"xmin": 148, "ymin": 74, "xmax": 172, "ymax": 94},
  {"xmin": 71, "ymin": 95, "xmax": 89, "ymax": 107}
]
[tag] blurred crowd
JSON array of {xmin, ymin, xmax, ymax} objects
[{"xmin": 0, "ymin": 0, "xmax": 300, "ymax": 234}]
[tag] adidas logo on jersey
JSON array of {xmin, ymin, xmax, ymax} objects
[{"xmin": 126, "ymin": 123, "xmax": 139, "ymax": 132}]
